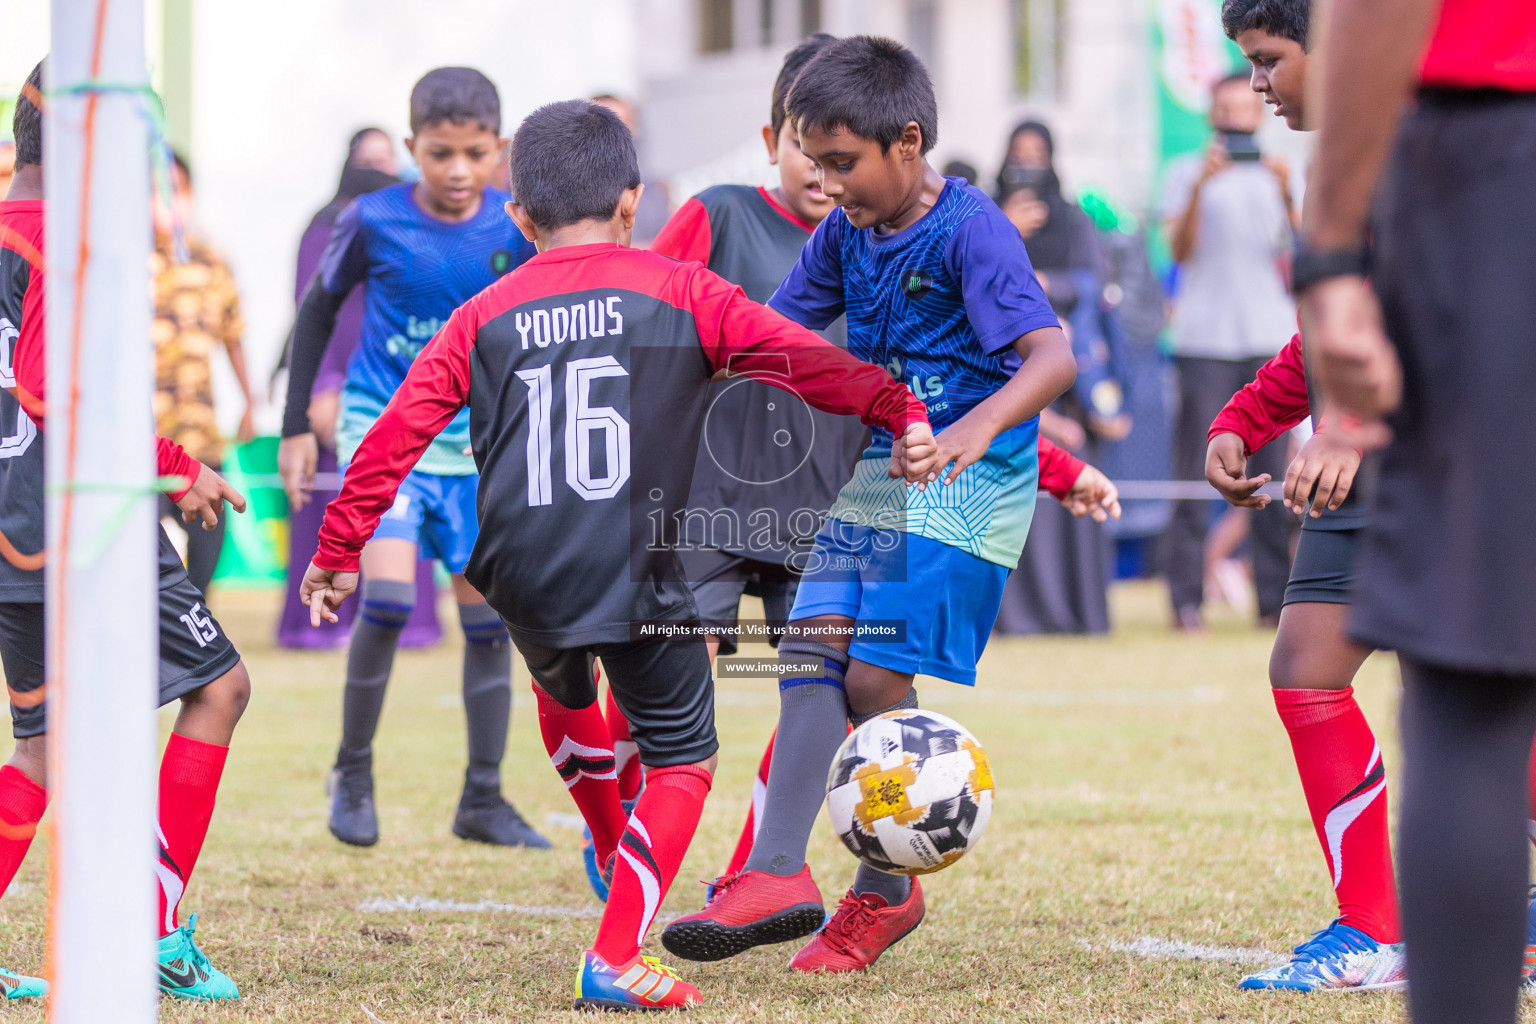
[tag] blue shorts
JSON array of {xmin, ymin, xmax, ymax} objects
[
  {"xmin": 788, "ymin": 522, "xmax": 1009, "ymax": 686},
  {"xmin": 350, "ymin": 466, "xmax": 479, "ymax": 574}
]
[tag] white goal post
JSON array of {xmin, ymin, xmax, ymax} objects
[{"xmin": 44, "ymin": 0, "xmax": 159, "ymax": 1021}]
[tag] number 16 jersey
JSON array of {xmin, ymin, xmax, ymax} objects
[{"xmin": 315, "ymin": 242, "xmax": 927, "ymax": 648}]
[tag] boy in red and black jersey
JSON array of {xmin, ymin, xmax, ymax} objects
[
  {"xmin": 0, "ymin": 61, "xmax": 251, "ymax": 1001},
  {"xmin": 301, "ymin": 99, "xmax": 935, "ymax": 1012},
  {"xmin": 646, "ymin": 33, "xmax": 1120, "ymax": 891}
]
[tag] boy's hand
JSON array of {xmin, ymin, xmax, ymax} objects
[
  {"xmin": 278, "ymin": 432, "xmax": 320, "ymax": 510},
  {"xmin": 1205, "ymin": 432, "xmax": 1271, "ymax": 508},
  {"xmin": 300, "ymin": 562, "xmax": 359, "ymax": 627},
  {"xmin": 1299, "ymin": 275, "xmax": 1400, "ymax": 443},
  {"xmin": 1283, "ymin": 431, "xmax": 1362, "ymax": 518},
  {"xmin": 1059, "ymin": 465, "xmax": 1122, "ymax": 523},
  {"xmin": 930, "ymin": 414, "xmax": 1000, "ymax": 487},
  {"xmin": 175, "ymin": 461, "xmax": 248, "ymax": 531},
  {"xmin": 890, "ymin": 422, "xmax": 938, "ymax": 486}
]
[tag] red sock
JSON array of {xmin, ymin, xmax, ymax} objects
[
  {"xmin": 0, "ymin": 766, "xmax": 45, "ymax": 898},
  {"xmin": 724, "ymin": 731, "xmax": 775, "ymax": 876},
  {"xmin": 604, "ymin": 687, "xmax": 642, "ymax": 803},
  {"xmin": 157, "ymin": 734, "xmax": 229, "ymax": 935},
  {"xmin": 1274, "ymin": 687, "xmax": 1399, "ymax": 943},
  {"xmin": 593, "ymin": 764, "xmax": 712, "ymax": 966},
  {"xmin": 535, "ymin": 685, "xmax": 627, "ymax": 863}
]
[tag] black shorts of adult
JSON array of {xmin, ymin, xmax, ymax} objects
[
  {"xmin": 0, "ymin": 528, "xmax": 241, "ymax": 739},
  {"xmin": 516, "ymin": 637, "xmax": 717, "ymax": 767},
  {"xmin": 1281, "ymin": 526, "xmax": 1361, "ymax": 607},
  {"xmin": 676, "ymin": 546, "xmax": 800, "ymax": 657}
]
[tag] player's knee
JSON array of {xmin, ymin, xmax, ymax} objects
[
  {"xmin": 7, "ymin": 736, "xmax": 46, "ymax": 787},
  {"xmin": 193, "ymin": 662, "xmax": 251, "ymax": 725},
  {"xmin": 1269, "ymin": 637, "xmax": 1349, "ymax": 691},
  {"xmin": 358, "ymin": 578, "xmax": 416, "ymax": 634}
]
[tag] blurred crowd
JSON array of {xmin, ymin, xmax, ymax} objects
[{"xmin": 160, "ymin": 79, "xmax": 1302, "ymax": 644}]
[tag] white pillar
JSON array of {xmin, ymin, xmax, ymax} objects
[{"xmin": 44, "ymin": 1, "xmax": 159, "ymax": 1022}]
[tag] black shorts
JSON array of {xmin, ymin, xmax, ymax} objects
[
  {"xmin": 0, "ymin": 529, "xmax": 241, "ymax": 739},
  {"xmin": 515, "ymin": 637, "xmax": 716, "ymax": 767},
  {"xmin": 1282, "ymin": 527, "xmax": 1360, "ymax": 607},
  {"xmin": 1356, "ymin": 89, "xmax": 1536, "ymax": 673},
  {"xmin": 676, "ymin": 547, "xmax": 799, "ymax": 656}
]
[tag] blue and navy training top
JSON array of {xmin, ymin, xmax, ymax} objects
[
  {"xmin": 316, "ymin": 183, "xmax": 536, "ymax": 475},
  {"xmin": 769, "ymin": 177, "xmax": 1060, "ymax": 567}
]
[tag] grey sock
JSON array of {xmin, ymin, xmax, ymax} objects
[
  {"xmin": 744, "ymin": 642, "xmax": 850, "ymax": 878},
  {"xmin": 458, "ymin": 602, "xmax": 512, "ymax": 804},
  {"xmin": 852, "ymin": 863, "xmax": 913, "ymax": 904},
  {"xmin": 850, "ymin": 687, "xmax": 916, "ymax": 905},
  {"xmin": 335, "ymin": 579, "xmax": 415, "ymax": 770}
]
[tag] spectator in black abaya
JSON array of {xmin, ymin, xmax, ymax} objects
[
  {"xmin": 276, "ymin": 129, "xmax": 442, "ymax": 649},
  {"xmin": 993, "ymin": 121, "xmax": 1128, "ymax": 636}
]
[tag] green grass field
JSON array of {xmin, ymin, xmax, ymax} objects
[{"xmin": 0, "ymin": 579, "xmax": 1514, "ymax": 1022}]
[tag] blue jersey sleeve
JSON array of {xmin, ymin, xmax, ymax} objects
[
  {"xmin": 317, "ymin": 199, "xmax": 371, "ymax": 298},
  {"xmin": 768, "ymin": 213, "xmax": 845, "ymax": 329},
  {"xmin": 946, "ymin": 210, "xmax": 1059, "ymax": 356}
]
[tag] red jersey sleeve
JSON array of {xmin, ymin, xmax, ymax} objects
[
  {"xmin": 314, "ymin": 303, "xmax": 477, "ymax": 572},
  {"xmin": 1207, "ymin": 333, "xmax": 1311, "ymax": 454},
  {"xmin": 1036, "ymin": 437, "xmax": 1086, "ymax": 500},
  {"xmin": 12, "ymin": 256, "xmax": 46, "ymax": 425},
  {"xmin": 680, "ymin": 264, "xmax": 928, "ymax": 438},
  {"xmin": 156, "ymin": 438, "xmax": 198, "ymax": 501},
  {"xmin": 649, "ymin": 198, "xmax": 713, "ymax": 266}
]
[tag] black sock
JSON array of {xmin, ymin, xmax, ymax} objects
[
  {"xmin": 335, "ymin": 579, "xmax": 414, "ymax": 771},
  {"xmin": 458, "ymin": 602, "xmax": 512, "ymax": 805},
  {"xmin": 1398, "ymin": 658, "xmax": 1536, "ymax": 1024}
]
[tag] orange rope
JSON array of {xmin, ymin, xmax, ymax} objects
[
  {"xmin": 48, "ymin": 0, "xmax": 114, "ymax": 1004},
  {"xmin": 0, "ymin": 528, "xmax": 44, "ymax": 572}
]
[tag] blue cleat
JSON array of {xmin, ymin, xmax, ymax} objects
[
  {"xmin": 158, "ymin": 913, "xmax": 239, "ymax": 1001},
  {"xmin": 1239, "ymin": 920, "xmax": 1405, "ymax": 992},
  {"xmin": 580, "ymin": 799, "xmax": 633, "ymax": 903},
  {"xmin": 573, "ymin": 950, "xmax": 700, "ymax": 1011},
  {"xmin": 1523, "ymin": 885, "xmax": 1536, "ymax": 986},
  {"xmin": 0, "ymin": 967, "xmax": 46, "ymax": 999}
]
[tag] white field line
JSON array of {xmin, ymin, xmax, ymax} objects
[
  {"xmin": 544, "ymin": 811, "xmax": 587, "ymax": 831},
  {"xmin": 1082, "ymin": 936, "xmax": 1287, "ymax": 966},
  {"xmin": 358, "ymin": 895, "xmax": 680, "ymax": 924},
  {"xmin": 360, "ymin": 1005, "xmax": 390, "ymax": 1024}
]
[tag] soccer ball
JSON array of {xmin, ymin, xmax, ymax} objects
[{"xmin": 824, "ymin": 708, "xmax": 994, "ymax": 876}]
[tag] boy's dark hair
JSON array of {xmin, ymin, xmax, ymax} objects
[
  {"xmin": 409, "ymin": 67, "xmax": 500, "ymax": 135},
  {"xmin": 510, "ymin": 100, "xmax": 640, "ymax": 230},
  {"xmin": 1221, "ymin": 0, "xmax": 1310, "ymax": 49},
  {"xmin": 13, "ymin": 60, "xmax": 44, "ymax": 168},
  {"xmin": 770, "ymin": 34, "xmax": 836, "ymax": 138},
  {"xmin": 785, "ymin": 35, "xmax": 938, "ymax": 154}
]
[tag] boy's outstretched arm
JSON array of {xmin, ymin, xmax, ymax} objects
[
  {"xmin": 306, "ymin": 303, "xmax": 477, "ymax": 621},
  {"xmin": 929, "ymin": 325, "xmax": 1075, "ymax": 485}
]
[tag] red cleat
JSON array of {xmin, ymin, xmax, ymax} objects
[
  {"xmin": 661, "ymin": 866, "xmax": 826, "ymax": 962},
  {"xmin": 788, "ymin": 879, "xmax": 925, "ymax": 973}
]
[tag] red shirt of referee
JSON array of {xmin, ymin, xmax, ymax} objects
[{"xmin": 1297, "ymin": 1, "xmax": 1536, "ymax": 1021}]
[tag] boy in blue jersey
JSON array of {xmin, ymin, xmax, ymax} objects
[
  {"xmin": 663, "ymin": 36, "xmax": 1075, "ymax": 973},
  {"xmin": 279, "ymin": 67, "xmax": 545, "ymax": 850}
]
